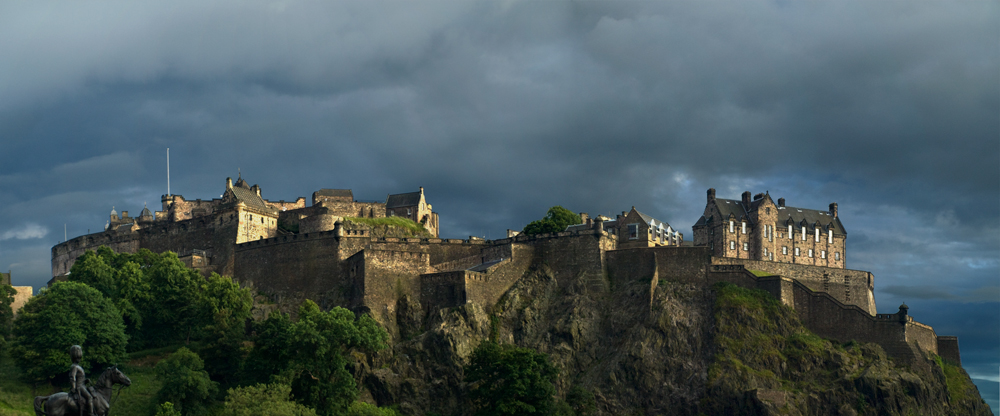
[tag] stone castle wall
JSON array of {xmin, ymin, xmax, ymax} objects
[
  {"xmin": 711, "ymin": 257, "xmax": 875, "ymax": 314},
  {"xmin": 10, "ymin": 286, "xmax": 33, "ymax": 315}
]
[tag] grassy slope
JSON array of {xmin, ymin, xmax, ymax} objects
[{"xmin": 344, "ymin": 217, "xmax": 431, "ymax": 238}]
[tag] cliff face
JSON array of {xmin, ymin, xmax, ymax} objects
[{"xmin": 357, "ymin": 266, "xmax": 992, "ymax": 416}]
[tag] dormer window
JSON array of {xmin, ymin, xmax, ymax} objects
[
  {"xmin": 729, "ymin": 221, "xmax": 734, "ymax": 233},
  {"xmin": 787, "ymin": 224, "xmax": 792, "ymax": 239},
  {"xmin": 828, "ymin": 229, "xmax": 834, "ymax": 244},
  {"xmin": 741, "ymin": 222, "xmax": 747, "ymax": 234},
  {"xmin": 801, "ymin": 226, "xmax": 806, "ymax": 240},
  {"xmin": 815, "ymin": 228, "xmax": 820, "ymax": 242}
]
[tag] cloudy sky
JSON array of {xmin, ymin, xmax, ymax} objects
[{"xmin": 1, "ymin": 1, "xmax": 996, "ymax": 408}]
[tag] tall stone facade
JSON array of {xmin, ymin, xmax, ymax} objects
[{"xmin": 692, "ymin": 188, "xmax": 846, "ymax": 268}]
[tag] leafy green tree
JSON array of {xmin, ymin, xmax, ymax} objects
[
  {"xmin": 154, "ymin": 402, "xmax": 182, "ymax": 416},
  {"xmin": 69, "ymin": 248, "xmax": 150, "ymax": 345},
  {"xmin": 521, "ymin": 206, "xmax": 581, "ymax": 236},
  {"xmin": 464, "ymin": 341, "xmax": 559, "ymax": 416},
  {"xmin": 155, "ymin": 347, "xmax": 217, "ymax": 416},
  {"xmin": 0, "ymin": 284, "xmax": 16, "ymax": 352},
  {"xmin": 141, "ymin": 252, "xmax": 205, "ymax": 346},
  {"xmin": 241, "ymin": 312, "xmax": 295, "ymax": 386},
  {"xmin": 197, "ymin": 273, "xmax": 253, "ymax": 386},
  {"xmin": 220, "ymin": 383, "xmax": 317, "ymax": 416},
  {"xmin": 9, "ymin": 282, "xmax": 127, "ymax": 382},
  {"xmin": 288, "ymin": 301, "xmax": 388, "ymax": 416}
]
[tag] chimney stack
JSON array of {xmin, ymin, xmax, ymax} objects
[
  {"xmin": 707, "ymin": 188, "xmax": 716, "ymax": 203},
  {"xmin": 741, "ymin": 191, "xmax": 751, "ymax": 207},
  {"xmin": 829, "ymin": 203, "xmax": 838, "ymax": 219},
  {"xmin": 778, "ymin": 198, "xmax": 785, "ymax": 207}
]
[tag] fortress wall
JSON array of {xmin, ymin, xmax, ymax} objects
[
  {"xmin": 606, "ymin": 249, "xmax": 657, "ymax": 286},
  {"xmin": 234, "ymin": 230, "xmax": 352, "ymax": 307},
  {"xmin": 937, "ymin": 336, "xmax": 961, "ymax": 365},
  {"xmin": 711, "ymin": 257, "xmax": 875, "ymax": 314},
  {"xmin": 141, "ymin": 208, "xmax": 241, "ymax": 276},
  {"xmin": 52, "ymin": 233, "xmax": 140, "ymax": 276},
  {"xmin": 651, "ymin": 246, "xmax": 713, "ymax": 283},
  {"xmin": 300, "ymin": 214, "xmax": 340, "ymax": 234},
  {"xmin": 528, "ymin": 232, "xmax": 606, "ymax": 287},
  {"xmin": 265, "ymin": 197, "xmax": 307, "ymax": 212},
  {"xmin": 420, "ymin": 271, "xmax": 468, "ymax": 311},
  {"xmin": 319, "ymin": 200, "xmax": 385, "ymax": 219},
  {"xmin": 905, "ymin": 320, "xmax": 939, "ymax": 355},
  {"xmin": 360, "ymin": 249, "xmax": 431, "ymax": 327},
  {"xmin": 466, "ymin": 244, "xmax": 535, "ymax": 311}
]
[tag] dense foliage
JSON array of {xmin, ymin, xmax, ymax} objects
[
  {"xmin": 464, "ymin": 340, "xmax": 559, "ymax": 416},
  {"xmin": 9, "ymin": 281, "xmax": 127, "ymax": 382},
  {"xmin": 220, "ymin": 383, "xmax": 317, "ymax": 416},
  {"xmin": 0, "ymin": 284, "xmax": 16, "ymax": 353},
  {"xmin": 154, "ymin": 347, "xmax": 217, "ymax": 416},
  {"xmin": 521, "ymin": 206, "xmax": 581, "ymax": 236}
]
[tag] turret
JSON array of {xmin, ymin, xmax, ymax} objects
[{"xmin": 898, "ymin": 303, "xmax": 909, "ymax": 323}]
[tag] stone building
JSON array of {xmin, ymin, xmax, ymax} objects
[
  {"xmin": 692, "ymin": 188, "xmax": 846, "ymax": 268},
  {"xmin": 51, "ymin": 174, "xmax": 440, "ymax": 279},
  {"xmin": 568, "ymin": 207, "xmax": 683, "ymax": 249},
  {"xmin": 1, "ymin": 271, "xmax": 34, "ymax": 315}
]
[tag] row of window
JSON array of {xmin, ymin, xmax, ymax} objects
[
  {"xmin": 729, "ymin": 242, "xmax": 841, "ymax": 261},
  {"xmin": 729, "ymin": 220, "xmax": 836, "ymax": 244}
]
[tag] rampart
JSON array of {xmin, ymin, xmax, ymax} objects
[
  {"xmin": 706, "ymin": 264, "xmax": 949, "ymax": 365},
  {"xmin": 711, "ymin": 257, "xmax": 876, "ymax": 314}
]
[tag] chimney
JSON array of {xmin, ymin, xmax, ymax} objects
[
  {"xmin": 707, "ymin": 188, "xmax": 716, "ymax": 203},
  {"xmin": 778, "ymin": 198, "xmax": 785, "ymax": 207},
  {"xmin": 754, "ymin": 193, "xmax": 763, "ymax": 201},
  {"xmin": 226, "ymin": 177, "xmax": 233, "ymax": 189},
  {"xmin": 252, "ymin": 184, "xmax": 261, "ymax": 197},
  {"xmin": 829, "ymin": 202, "xmax": 838, "ymax": 219},
  {"xmin": 741, "ymin": 191, "xmax": 751, "ymax": 207}
]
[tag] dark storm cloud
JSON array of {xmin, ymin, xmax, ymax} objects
[{"xmin": 1, "ymin": 0, "xmax": 996, "ymax": 409}]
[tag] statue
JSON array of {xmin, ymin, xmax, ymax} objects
[{"xmin": 32, "ymin": 346, "xmax": 131, "ymax": 416}]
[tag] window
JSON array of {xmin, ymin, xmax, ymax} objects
[
  {"xmin": 628, "ymin": 224, "xmax": 638, "ymax": 240},
  {"xmin": 769, "ymin": 253, "xmax": 773, "ymax": 261},
  {"xmin": 742, "ymin": 222, "xmax": 747, "ymax": 234},
  {"xmin": 821, "ymin": 250, "xmax": 827, "ymax": 259},
  {"xmin": 815, "ymin": 228, "xmax": 820, "ymax": 242},
  {"xmin": 808, "ymin": 249, "xmax": 813, "ymax": 258},
  {"xmin": 730, "ymin": 241, "xmax": 736, "ymax": 250},
  {"xmin": 794, "ymin": 247, "xmax": 800, "ymax": 256},
  {"xmin": 835, "ymin": 252, "xmax": 841, "ymax": 261},
  {"xmin": 763, "ymin": 247, "xmax": 768, "ymax": 256},
  {"xmin": 801, "ymin": 226, "xmax": 806, "ymax": 240},
  {"xmin": 743, "ymin": 242, "xmax": 748, "ymax": 251},
  {"xmin": 407, "ymin": 208, "xmax": 412, "ymax": 217},
  {"xmin": 766, "ymin": 207, "xmax": 770, "ymax": 214},
  {"xmin": 787, "ymin": 225, "xmax": 792, "ymax": 239},
  {"xmin": 782, "ymin": 246, "xmax": 788, "ymax": 255},
  {"xmin": 729, "ymin": 221, "xmax": 734, "ymax": 233},
  {"xmin": 829, "ymin": 230, "xmax": 834, "ymax": 244}
]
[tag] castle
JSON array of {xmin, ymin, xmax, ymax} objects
[{"xmin": 50, "ymin": 181, "xmax": 962, "ymax": 366}]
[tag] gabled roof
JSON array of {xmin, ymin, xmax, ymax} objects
[
  {"xmin": 777, "ymin": 206, "xmax": 846, "ymax": 234},
  {"xmin": 228, "ymin": 185, "xmax": 274, "ymax": 212},
  {"xmin": 315, "ymin": 189, "xmax": 353, "ymax": 199},
  {"xmin": 714, "ymin": 199, "xmax": 751, "ymax": 224},
  {"xmin": 386, "ymin": 192, "xmax": 421, "ymax": 208}
]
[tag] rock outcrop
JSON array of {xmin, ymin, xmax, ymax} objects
[{"xmin": 356, "ymin": 266, "xmax": 993, "ymax": 415}]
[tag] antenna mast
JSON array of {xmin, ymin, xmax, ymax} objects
[{"xmin": 167, "ymin": 148, "xmax": 171, "ymax": 196}]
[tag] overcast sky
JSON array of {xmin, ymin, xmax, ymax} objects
[{"xmin": 1, "ymin": 1, "xmax": 996, "ymax": 409}]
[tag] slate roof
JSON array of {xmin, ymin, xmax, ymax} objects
[
  {"xmin": 386, "ymin": 192, "xmax": 421, "ymax": 208},
  {"xmin": 140, "ymin": 206, "xmax": 153, "ymax": 217},
  {"xmin": 315, "ymin": 189, "xmax": 354, "ymax": 199},
  {"xmin": 714, "ymin": 198, "xmax": 846, "ymax": 234},
  {"xmin": 229, "ymin": 185, "xmax": 274, "ymax": 212}
]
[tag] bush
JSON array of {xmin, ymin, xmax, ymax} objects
[
  {"xmin": 220, "ymin": 383, "xmax": 317, "ymax": 416},
  {"xmin": 522, "ymin": 206, "xmax": 580, "ymax": 236},
  {"xmin": 465, "ymin": 340, "xmax": 559, "ymax": 416},
  {"xmin": 154, "ymin": 347, "xmax": 217, "ymax": 415}
]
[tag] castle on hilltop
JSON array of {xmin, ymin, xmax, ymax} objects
[{"xmin": 51, "ymin": 180, "xmax": 962, "ymax": 366}]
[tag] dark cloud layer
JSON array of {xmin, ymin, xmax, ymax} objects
[{"xmin": 1, "ymin": 1, "xmax": 996, "ymax": 409}]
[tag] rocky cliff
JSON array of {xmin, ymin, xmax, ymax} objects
[{"xmin": 355, "ymin": 266, "xmax": 992, "ymax": 415}]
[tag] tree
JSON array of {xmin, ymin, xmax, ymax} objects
[
  {"xmin": 288, "ymin": 301, "xmax": 388, "ymax": 416},
  {"xmin": 220, "ymin": 383, "xmax": 317, "ymax": 416},
  {"xmin": 197, "ymin": 273, "xmax": 253, "ymax": 386},
  {"xmin": 154, "ymin": 402, "xmax": 182, "ymax": 416},
  {"xmin": 464, "ymin": 341, "xmax": 559, "ymax": 416},
  {"xmin": 9, "ymin": 282, "xmax": 127, "ymax": 382},
  {"xmin": 522, "ymin": 206, "xmax": 581, "ymax": 236},
  {"xmin": 0, "ymin": 284, "xmax": 16, "ymax": 353},
  {"xmin": 241, "ymin": 312, "xmax": 295, "ymax": 386},
  {"xmin": 155, "ymin": 347, "xmax": 217, "ymax": 416},
  {"xmin": 345, "ymin": 401, "xmax": 399, "ymax": 416}
]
